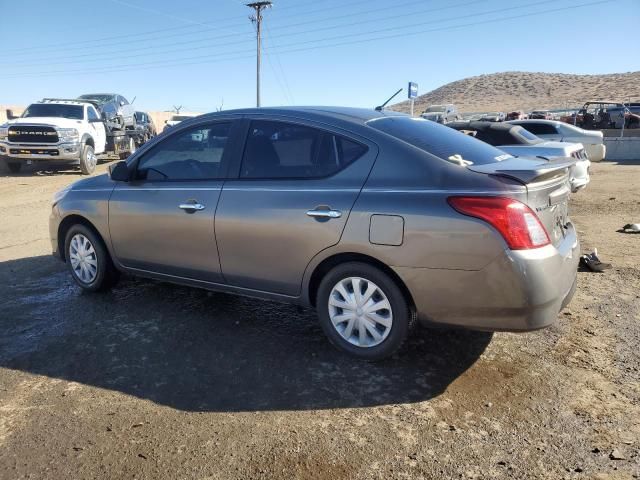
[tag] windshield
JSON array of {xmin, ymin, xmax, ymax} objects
[
  {"xmin": 425, "ymin": 106, "xmax": 445, "ymax": 113},
  {"xmin": 78, "ymin": 94, "xmax": 114, "ymax": 105},
  {"xmin": 368, "ymin": 116, "xmax": 511, "ymax": 165},
  {"xmin": 22, "ymin": 104, "xmax": 84, "ymax": 120}
]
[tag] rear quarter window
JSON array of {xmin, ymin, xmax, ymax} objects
[{"xmin": 368, "ymin": 117, "xmax": 510, "ymax": 165}]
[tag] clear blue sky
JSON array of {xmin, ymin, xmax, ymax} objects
[{"xmin": 1, "ymin": 0, "xmax": 638, "ymax": 112}]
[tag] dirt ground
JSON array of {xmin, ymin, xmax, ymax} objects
[{"xmin": 0, "ymin": 160, "xmax": 638, "ymax": 480}]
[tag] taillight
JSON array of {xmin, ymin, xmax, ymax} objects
[{"xmin": 447, "ymin": 196, "xmax": 550, "ymax": 250}]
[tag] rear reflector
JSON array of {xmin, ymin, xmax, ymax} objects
[{"xmin": 447, "ymin": 196, "xmax": 550, "ymax": 250}]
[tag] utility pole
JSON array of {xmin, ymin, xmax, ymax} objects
[{"xmin": 247, "ymin": 2, "xmax": 272, "ymax": 108}]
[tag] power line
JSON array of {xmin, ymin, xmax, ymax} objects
[
  {"xmin": 5, "ymin": 0, "xmax": 433, "ymax": 62},
  {"xmin": 2, "ymin": 0, "xmax": 369, "ymax": 56},
  {"xmin": 263, "ymin": 25, "xmax": 295, "ymax": 105},
  {"xmin": 6, "ymin": 0, "xmax": 495, "ymax": 68},
  {"xmin": 107, "ymin": 0, "xmax": 247, "ymax": 35},
  {"xmin": 2, "ymin": 0, "xmax": 611, "ymax": 80},
  {"xmin": 264, "ymin": 24, "xmax": 296, "ymax": 105}
]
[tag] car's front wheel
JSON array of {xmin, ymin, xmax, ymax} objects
[
  {"xmin": 64, "ymin": 224, "xmax": 119, "ymax": 292},
  {"xmin": 316, "ymin": 262, "xmax": 412, "ymax": 360}
]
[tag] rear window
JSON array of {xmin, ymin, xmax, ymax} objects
[{"xmin": 368, "ymin": 117, "xmax": 510, "ymax": 165}]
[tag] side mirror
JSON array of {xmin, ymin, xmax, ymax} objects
[
  {"xmin": 109, "ymin": 161, "xmax": 130, "ymax": 182},
  {"xmin": 119, "ymin": 101, "xmax": 125, "ymax": 107},
  {"xmin": 164, "ymin": 119, "xmax": 168, "ymax": 124}
]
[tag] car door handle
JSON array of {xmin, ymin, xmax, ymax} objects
[
  {"xmin": 179, "ymin": 202, "xmax": 205, "ymax": 212},
  {"xmin": 306, "ymin": 208, "xmax": 342, "ymax": 219}
]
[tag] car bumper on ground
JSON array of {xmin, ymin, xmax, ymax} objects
[
  {"xmin": 0, "ymin": 141, "xmax": 82, "ymax": 162},
  {"xmin": 569, "ymin": 159, "xmax": 591, "ymax": 192},
  {"xmin": 394, "ymin": 222, "xmax": 580, "ymax": 332},
  {"xmin": 584, "ymin": 143, "xmax": 606, "ymax": 162}
]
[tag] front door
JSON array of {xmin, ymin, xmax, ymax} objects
[
  {"xmin": 215, "ymin": 119, "xmax": 377, "ymax": 296},
  {"xmin": 87, "ymin": 106, "xmax": 107, "ymax": 154},
  {"xmin": 109, "ymin": 120, "xmax": 237, "ymax": 283}
]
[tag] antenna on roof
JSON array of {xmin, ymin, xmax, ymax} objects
[{"xmin": 375, "ymin": 88, "xmax": 403, "ymax": 112}]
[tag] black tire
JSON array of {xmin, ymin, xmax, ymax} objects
[
  {"xmin": 316, "ymin": 262, "xmax": 412, "ymax": 361},
  {"xmin": 79, "ymin": 144, "xmax": 96, "ymax": 175},
  {"xmin": 64, "ymin": 224, "xmax": 119, "ymax": 292},
  {"xmin": 7, "ymin": 161, "xmax": 22, "ymax": 173}
]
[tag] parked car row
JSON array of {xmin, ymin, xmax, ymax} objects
[
  {"xmin": 426, "ymin": 100, "xmax": 640, "ymax": 130},
  {"xmin": 419, "ymin": 104, "xmax": 459, "ymax": 124},
  {"xmin": 50, "ymin": 106, "xmax": 581, "ymax": 360},
  {"xmin": 560, "ymin": 101, "xmax": 640, "ymax": 130},
  {"xmin": 447, "ymin": 120, "xmax": 592, "ymax": 192}
]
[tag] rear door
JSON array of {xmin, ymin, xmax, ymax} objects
[
  {"xmin": 109, "ymin": 119, "xmax": 241, "ymax": 283},
  {"xmin": 215, "ymin": 117, "xmax": 377, "ymax": 296}
]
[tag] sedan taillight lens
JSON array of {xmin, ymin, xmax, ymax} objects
[{"xmin": 447, "ymin": 196, "xmax": 550, "ymax": 250}]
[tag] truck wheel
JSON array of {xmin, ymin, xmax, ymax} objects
[
  {"xmin": 7, "ymin": 161, "xmax": 22, "ymax": 173},
  {"xmin": 79, "ymin": 144, "xmax": 97, "ymax": 175}
]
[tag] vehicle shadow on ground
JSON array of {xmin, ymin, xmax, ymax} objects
[
  {"xmin": 0, "ymin": 255, "xmax": 492, "ymax": 412},
  {"xmin": 0, "ymin": 159, "xmax": 116, "ymax": 176}
]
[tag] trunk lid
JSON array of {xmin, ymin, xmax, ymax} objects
[{"xmin": 468, "ymin": 157, "xmax": 574, "ymax": 247}]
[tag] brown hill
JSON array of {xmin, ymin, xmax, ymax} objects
[{"xmin": 391, "ymin": 71, "xmax": 640, "ymax": 114}]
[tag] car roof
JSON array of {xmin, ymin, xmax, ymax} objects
[
  {"xmin": 196, "ymin": 106, "xmax": 408, "ymax": 125},
  {"xmin": 507, "ymin": 119, "xmax": 560, "ymax": 125},
  {"xmin": 37, "ymin": 98, "xmax": 91, "ymax": 106}
]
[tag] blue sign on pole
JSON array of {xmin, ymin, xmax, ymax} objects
[{"xmin": 408, "ymin": 82, "xmax": 418, "ymax": 99}]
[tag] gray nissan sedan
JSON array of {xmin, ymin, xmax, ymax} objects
[{"xmin": 50, "ymin": 107, "xmax": 579, "ymax": 360}]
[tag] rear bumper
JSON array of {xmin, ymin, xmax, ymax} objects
[{"xmin": 394, "ymin": 222, "xmax": 580, "ymax": 331}]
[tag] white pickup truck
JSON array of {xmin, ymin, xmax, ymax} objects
[{"xmin": 0, "ymin": 99, "xmax": 136, "ymax": 175}]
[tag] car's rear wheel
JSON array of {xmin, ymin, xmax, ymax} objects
[
  {"xmin": 316, "ymin": 262, "xmax": 412, "ymax": 361},
  {"xmin": 7, "ymin": 161, "xmax": 22, "ymax": 173},
  {"xmin": 64, "ymin": 224, "xmax": 119, "ymax": 292},
  {"xmin": 79, "ymin": 144, "xmax": 97, "ymax": 175}
]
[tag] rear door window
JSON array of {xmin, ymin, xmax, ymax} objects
[
  {"xmin": 240, "ymin": 120, "xmax": 367, "ymax": 179},
  {"xmin": 368, "ymin": 116, "xmax": 510, "ymax": 165}
]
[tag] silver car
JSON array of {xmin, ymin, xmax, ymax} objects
[
  {"xmin": 448, "ymin": 121, "xmax": 591, "ymax": 192},
  {"xmin": 506, "ymin": 119, "xmax": 606, "ymax": 162},
  {"xmin": 50, "ymin": 108, "xmax": 579, "ymax": 360}
]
